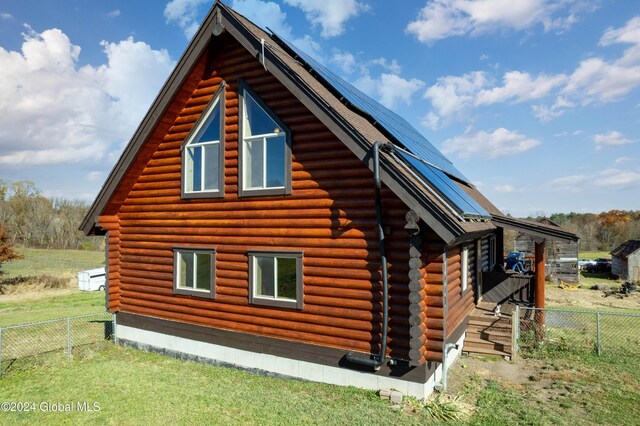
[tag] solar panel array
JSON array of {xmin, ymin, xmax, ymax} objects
[{"xmin": 273, "ymin": 33, "xmax": 489, "ymax": 218}]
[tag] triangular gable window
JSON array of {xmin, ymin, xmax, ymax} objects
[
  {"xmin": 183, "ymin": 90, "xmax": 224, "ymax": 196},
  {"xmin": 239, "ymin": 85, "xmax": 291, "ymax": 197}
]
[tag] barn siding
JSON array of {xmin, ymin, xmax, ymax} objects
[{"xmin": 98, "ymin": 35, "xmax": 436, "ymax": 361}]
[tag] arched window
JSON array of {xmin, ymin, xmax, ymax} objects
[
  {"xmin": 182, "ymin": 86, "xmax": 225, "ymax": 198},
  {"xmin": 239, "ymin": 83, "xmax": 291, "ymax": 197}
]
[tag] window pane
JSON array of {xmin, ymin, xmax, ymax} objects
[
  {"xmin": 244, "ymin": 138, "xmax": 264, "ymax": 189},
  {"xmin": 203, "ymin": 143, "xmax": 219, "ymax": 191},
  {"xmin": 196, "ymin": 102, "xmax": 221, "ymax": 143},
  {"xmin": 266, "ymin": 136, "xmax": 285, "ymax": 188},
  {"xmin": 196, "ymin": 253, "xmax": 211, "ymax": 290},
  {"xmin": 244, "ymin": 93, "xmax": 281, "ymax": 137},
  {"xmin": 179, "ymin": 252, "xmax": 194, "ymax": 289},
  {"xmin": 277, "ymin": 257, "xmax": 297, "ymax": 300},
  {"xmin": 187, "ymin": 146, "xmax": 202, "ymax": 192},
  {"xmin": 255, "ymin": 257, "xmax": 275, "ymax": 297}
]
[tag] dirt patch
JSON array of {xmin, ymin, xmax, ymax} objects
[
  {"xmin": 546, "ymin": 286, "xmax": 640, "ymax": 311},
  {"xmin": 449, "ymin": 355, "xmax": 543, "ymax": 394}
]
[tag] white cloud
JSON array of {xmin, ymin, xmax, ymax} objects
[
  {"xmin": 531, "ymin": 96, "xmax": 574, "ymax": 121},
  {"xmin": 330, "ymin": 51, "xmax": 357, "ymax": 74},
  {"xmin": 595, "ymin": 169, "xmax": 640, "ymax": 187},
  {"xmin": 423, "ymin": 71, "xmax": 488, "ymax": 124},
  {"xmin": 232, "ymin": 0, "xmax": 292, "ymax": 37},
  {"xmin": 441, "ymin": 127, "xmax": 540, "ymax": 159},
  {"xmin": 355, "ymin": 73, "xmax": 425, "ymax": 109},
  {"xmin": 107, "ymin": 10, "xmax": 121, "ymax": 18},
  {"xmin": 406, "ymin": 0, "xmax": 594, "ymax": 43},
  {"xmin": 615, "ymin": 156, "xmax": 637, "ymax": 165},
  {"xmin": 164, "ymin": 0, "xmax": 209, "ymax": 39},
  {"xmin": 423, "ymin": 16, "xmax": 640, "ymax": 126},
  {"xmin": 593, "ymin": 131, "xmax": 633, "ymax": 150},
  {"xmin": 86, "ymin": 171, "xmax": 103, "ymax": 182},
  {"xmin": 563, "ymin": 16, "xmax": 640, "ymax": 103},
  {"xmin": 0, "ymin": 26, "xmax": 175, "ymax": 166},
  {"xmin": 283, "ymin": 0, "xmax": 368, "ymax": 38},
  {"xmin": 495, "ymin": 184, "xmax": 515, "ymax": 193},
  {"xmin": 1, "ymin": 12, "xmax": 13, "ymax": 20},
  {"xmin": 476, "ymin": 71, "xmax": 567, "ymax": 105},
  {"xmin": 549, "ymin": 168, "xmax": 640, "ymax": 190}
]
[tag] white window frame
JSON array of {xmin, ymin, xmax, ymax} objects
[
  {"xmin": 238, "ymin": 82, "xmax": 291, "ymax": 197},
  {"xmin": 248, "ymin": 250, "xmax": 303, "ymax": 310},
  {"xmin": 461, "ymin": 246, "xmax": 469, "ymax": 293},
  {"xmin": 181, "ymin": 84, "xmax": 225, "ymax": 199},
  {"xmin": 173, "ymin": 248, "xmax": 216, "ymax": 299}
]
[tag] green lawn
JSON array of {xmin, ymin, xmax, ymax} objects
[
  {"xmin": 0, "ymin": 290, "xmax": 105, "ymax": 327},
  {"xmin": 1, "ymin": 344, "xmax": 638, "ymax": 425},
  {"xmin": 578, "ymin": 251, "xmax": 610, "ymax": 260},
  {"xmin": 2, "ymin": 248, "xmax": 104, "ymax": 279}
]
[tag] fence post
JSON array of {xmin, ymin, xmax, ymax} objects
[
  {"xmin": 0, "ymin": 327, "xmax": 3, "ymax": 376},
  {"xmin": 67, "ymin": 318, "xmax": 71, "ymax": 359},
  {"xmin": 596, "ymin": 312, "xmax": 601, "ymax": 356},
  {"xmin": 511, "ymin": 305, "xmax": 520, "ymax": 359}
]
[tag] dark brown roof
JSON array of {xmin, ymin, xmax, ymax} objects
[
  {"xmin": 611, "ymin": 240, "xmax": 640, "ymax": 258},
  {"xmin": 79, "ymin": 2, "xmax": 578, "ymax": 246},
  {"xmin": 81, "ymin": 1, "xmax": 501, "ymax": 244}
]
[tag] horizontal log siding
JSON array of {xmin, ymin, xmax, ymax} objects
[
  {"xmin": 98, "ymin": 215, "xmax": 121, "ymax": 311},
  {"xmin": 111, "ymin": 35, "xmax": 419, "ymax": 360},
  {"xmin": 481, "ymin": 237, "xmax": 490, "ymax": 272},
  {"xmin": 419, "ymin": 233, "xmax": 445, "ymax": 362},
  {"xmin": 445, "ymin": 245, "xmax": 475, "ymax": 338}
]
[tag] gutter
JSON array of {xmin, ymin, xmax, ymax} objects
[{"xmin": 345, "ymin": 141, "xmax": 389, "ymax": 369}]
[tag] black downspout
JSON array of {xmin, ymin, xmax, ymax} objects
[{"xmin": 345, "ymin": 141, "xmax": 389, "ymax": 369}]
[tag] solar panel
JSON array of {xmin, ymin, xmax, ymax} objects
[
  {"xmin": 273, "ymin": 34, "xmax": 469, "ymax": 183},
  {"xmin": 397, "ymin": 151, "xmax": 489, "ymax": 217},
  {"xmin": 272, "ymin": 33, "xmax": 490, "ymax": 218}
]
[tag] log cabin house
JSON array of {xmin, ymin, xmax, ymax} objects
[{"xmin": 81, "ymin": 2, "xmax": 578, "ymax": 398}]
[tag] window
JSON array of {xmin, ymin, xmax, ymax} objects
[
  {"xmin": 239, "ymin": 83, "xmax": 291, "ymax": 197},
  {"xmin": 488, "ymin": 236, "xmax": 496, "ymax": 272},
  {"xmin": 173, "ymin": 248, "xmax": 216, "ymax": 298},
  {"xmin": 248, "ymin": 251, "xmax": 303, "ymax": 309},
  {"xmin": 461, "ymin": 246, "xmax": 469, "ymax": 293},
  {"xmin": 182, "ymin": 86, "xmax": 225, "ymax": 198}
]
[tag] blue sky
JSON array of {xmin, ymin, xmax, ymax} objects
[{"xmin": 0, "ymin": 0, "xmax": 638, "ymax": 217}]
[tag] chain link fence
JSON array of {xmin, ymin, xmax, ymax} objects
[
  {"xmin": 0, "ymin": 312, "xmax": 114, "ymax": 375},
  {"xmin": 513, "ymin": 307, "xmax": 640, "ymax": 357}
]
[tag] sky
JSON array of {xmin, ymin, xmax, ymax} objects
[{"xmin": 0, "ymin": 0, "xmax": 639, "ymax": 217}]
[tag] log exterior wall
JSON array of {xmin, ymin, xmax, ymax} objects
[
  {"xmin": 97, "ymin": 34, "xmax": 448, "ymax": 364},
  {"xmin": 445, "ymin": 244, "xmax": 475, "ymax": 339}
]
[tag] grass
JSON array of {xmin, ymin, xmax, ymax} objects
[
  {"xmin": 1, "ymin": 344, "xmax": 638, "ymax": 425},
  {"xmin": 0, "ymin": 290, "xmax": 105, "ymax": 327},
  {"xmin": 0, "ymin": 247, "xmax": 106, "ymax": 326},
  {"xmin": 2, "ymin": 247, "xmax": 104, "ymax": 279},
  {"xmin": 578, "ymin": 251, "xmax": 611, "ymax": 260},
  {"xmin": 0, "ymin": 345, "xmax": 437, "ymax": 426},
  {"xmin": 453, "ymin": 351, "xmax": 640, "ymax": 426}
]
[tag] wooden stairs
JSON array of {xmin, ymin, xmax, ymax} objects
[{"xmin": 463, "ymin": 302, "xmax": 513, "ymax": 358}]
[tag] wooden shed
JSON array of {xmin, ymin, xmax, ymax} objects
[
  {"xmin": 611, "ymin": 240, "xmax": 640, "ymax": 282},
  {"xmin": 514, "ymin": 218, "xmax": 579, "ymax": 283},
  {"xmin": 81, "ymin": 2, "xmax": 577, "ymax": 399}
]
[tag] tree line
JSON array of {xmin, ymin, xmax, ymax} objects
[
  {"xmin": 547, "ymin": 210, "xmax": 640, "ymax": 252},
  {"xmin": 0, "ymin": 179, "xmax": 637, "ymax": 254},
  {"xmin": 0, "ymin": 180, "xmax": 103, "ymax": 251}
]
